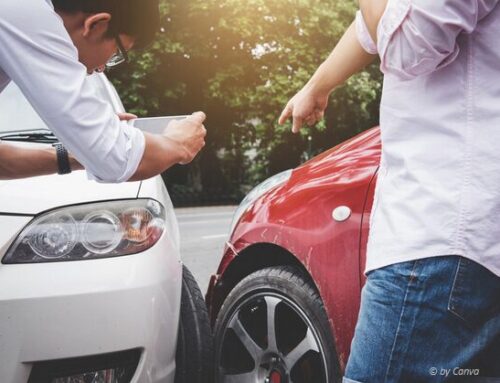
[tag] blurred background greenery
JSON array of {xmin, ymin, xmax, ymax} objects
[{"xmin": 109, "ymin": 0, "xmax": 382, "ymax": 206}]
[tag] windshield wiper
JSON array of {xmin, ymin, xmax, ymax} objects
[{"xmin": 0, "ymin": 132, "xmax": 58, "ymax": 144}]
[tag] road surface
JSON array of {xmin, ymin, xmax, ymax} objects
[{"xmin": 175, "ymin": 206, "xmax": 237, "ymax": 293}]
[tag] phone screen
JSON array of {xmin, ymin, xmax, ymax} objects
[{"xmin": 130, "ymin": 116, "xmax": 189, "ymax": 135}]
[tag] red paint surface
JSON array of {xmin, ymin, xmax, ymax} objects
[{"xmin": 207, "ymin": 127, "xmax": 382, "ymax": 372}]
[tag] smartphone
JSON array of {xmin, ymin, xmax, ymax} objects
[{"xmin": 129, "ymin": 115, "xmax": 189, "ymax": 135}]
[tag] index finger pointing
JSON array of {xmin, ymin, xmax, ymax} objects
[{"xmin": 279, "ymin": 105, "xmax": 293, "ymax": 125}]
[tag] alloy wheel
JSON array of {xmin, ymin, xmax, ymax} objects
[{"xmin": 217, "ymin": 292, "xmax": 329, "ymax": 383}]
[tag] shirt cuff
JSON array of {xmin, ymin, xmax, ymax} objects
[
  {"xmin": 355, "ymin": 11, "xmax": 378, "ymax": 55},
  {"xmin": 118, "ymin": 123, "xmax": 146, "ymax": 182},
  {"xmin": 87, "ymin": 123, "xmax": 146, "ymax": 183}
]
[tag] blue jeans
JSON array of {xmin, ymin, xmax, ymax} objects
[{"xmin": 343, "ymin": 256, "xmax": 500, "ymax": 383}]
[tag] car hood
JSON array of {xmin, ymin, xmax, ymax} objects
[{"xmin": 0, "ymin": 171, "xmax": 141, "ymax": 216}]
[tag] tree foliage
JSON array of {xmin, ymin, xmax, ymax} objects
[{"xmin": 110, "ymin": 0, "xmax": 382, "ymax": 200}]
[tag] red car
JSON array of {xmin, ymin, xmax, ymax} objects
[{"xmin": 207, "ymin": 127, "xmax": 381, "ymax": 383}]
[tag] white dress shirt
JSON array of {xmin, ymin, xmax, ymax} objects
[
  {"xmin": 0, "ymin": 0, "xmax": 145, "ymax": 183},
  {"xmin": 356, "ymin": 0, "xmax": 500, "ymax": 277}
]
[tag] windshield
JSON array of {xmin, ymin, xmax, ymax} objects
[{"xmin": 0, "ymin": 74, "xmax": 124, "ymax": 134}]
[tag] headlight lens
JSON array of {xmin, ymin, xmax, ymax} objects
[
  {"xmin": 28, "ymin": 213, "xmax": 78, "ymax": 259},
  {"xmin": 230, "ymin": 169, "xmax": 293, "ymax": 234},
  {"xmin": 81, "ymin": 210, "xmax": 123, "ymax": 254},
  {"xmin": 3, "ymin": 199, "xmax": 165, "ymax": 264}
]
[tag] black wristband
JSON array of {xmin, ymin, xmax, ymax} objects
[{"xmin": 53, "ymin": 143, "xmax": 71, "ymax": 175}]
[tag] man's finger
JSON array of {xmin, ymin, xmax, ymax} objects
[
  {"xmin": 315, "ymin": 110, "xmax": 325, "ymax": 122},
  {"xmin": 118, "ymin": 112, "xmax": 138, "ymax": 121},
  {"xmin": 188, "ymin": 111, "xmax": 207, "ymax": 123},
  {"xmin": 292, "ymin": 116, "xmax": 304, "ymax": 134},
  {"xmin": 305, "ymin": 115, "xmax": 316, "ymax": 127},
  {"xmin": 278, "ymin": 105, "xmax": 292, "ymax": 125}
]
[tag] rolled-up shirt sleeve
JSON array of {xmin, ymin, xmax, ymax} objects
[
  {"xmin": 0, "ymin": 0, "xmax": 145, "ymax": 183},
  {"xmin": 86, "ymin": 120, "xmax": 146, "ymax": 183},
  {"xmin": 366, "ymin": 0, "xmax": 500, "ymax": 80},
  {"xmin": 355, "ymin": 11, "xmax": 378, "ymax": 55}
]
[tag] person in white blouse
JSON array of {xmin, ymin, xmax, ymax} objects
[
  {"xmin": 0, "ymin": 0, "xmax": 206, "ymax": 181},
  {"xmin": 281, "ymin": 0, "xmax": 500, "ymax": 381}
]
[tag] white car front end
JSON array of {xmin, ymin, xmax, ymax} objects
[
  {"xmin": 0, "ymin": 170, "xmax": 183, "ymax": 383},
  {"xmin": 0, "ymin": 76, "xmax": 185, "ymax": 383}
]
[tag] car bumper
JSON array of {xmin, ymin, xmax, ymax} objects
[
  {"xmin": 0, "ymin": 220, "xmax": 182, "ymax": 383},
  {"xmin": 206, "ymin": 241, "xmax": 239, "ymax": 324}
]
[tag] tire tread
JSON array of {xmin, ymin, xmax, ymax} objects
[{"xmin": 175, "ymin": 265, "xmax": 214, "ymax": 383}]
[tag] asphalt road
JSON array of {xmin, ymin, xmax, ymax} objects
[{"xmin": 175, "ymin": 206, "xmax": 237, "ymax": 293}]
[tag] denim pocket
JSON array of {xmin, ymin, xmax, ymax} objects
[{"xmin": 447, "ymin": 257, "xmax": 500, "ymax": 329}]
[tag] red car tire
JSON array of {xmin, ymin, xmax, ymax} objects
[{"xmin": 214, "ymin": 266, "xmax": 341, "ymax": 383}]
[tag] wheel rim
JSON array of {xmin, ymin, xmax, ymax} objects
[{"xmin": 217, "ymin": 292, "xmax": 329, "ymax": 383}]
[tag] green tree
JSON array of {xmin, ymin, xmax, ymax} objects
[{"xmin": 109, "ymin": 0, "xmax": 382, "ymax": 203}]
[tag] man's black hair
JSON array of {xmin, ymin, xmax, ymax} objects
[{"xmin": 52, "ymin": 0, "xmax": 160, "ymax": 50}]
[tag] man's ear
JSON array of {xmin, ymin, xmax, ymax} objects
[{"xmin": 82, "ymin": 13, "xmax": 112, "ymax": 39}]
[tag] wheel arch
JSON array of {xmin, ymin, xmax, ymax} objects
[{"xmin": 211, "ymin": 242, "xmax": 320, "ymax": 323}]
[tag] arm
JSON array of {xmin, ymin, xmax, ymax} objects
[
  {"xmin": 279, "ymin": 22, "xmax": 377, "ymax": 133},
  {"xmin": 359, "ymin": 0, "xmax": 500, "ymax": 79},
  {"xmin": 358, "ymin": 0, "xmax": 388, "ymax": 43},
  {"xmin": 0, "ymin": 111, "xmax": 206, "ymax": 181},
  {"xmin": 0, "ymin": 144, "xmax": 82, "ymax": 180}
]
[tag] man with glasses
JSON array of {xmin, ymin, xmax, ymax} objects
[{"xmin": 0, "ymin": 0, "xmax": 207, "ymax": 181}]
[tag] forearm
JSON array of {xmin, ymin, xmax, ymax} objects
[
  {"xmin": 128, "ymin": 133, "xmax": 182, "ymax": 182},
  {"xmin": 305, "ymin": 22, "xmax": 377, "ymax": 97},
  {"xmin": 0, "ymin": 144, "xmax": 83, "ymax": 180},
  {"xmin": 359, "ymin": 0, "xmax": 389, "ymax": 43}
]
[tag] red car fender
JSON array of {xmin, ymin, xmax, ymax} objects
[{"xmin": 208, "ymin": 127, "xmax": 382, "ymax": 370}]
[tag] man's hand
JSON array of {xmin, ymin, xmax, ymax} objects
[
  {"xmin": 163, "ymin": 112, "xmax": 207, "ymax": 165},
  {"xmin": 279, "ymin": 21, "xmax": 377, "ymax": 135},
  {"xmin": 279, "ymin": 85, "xmax": 329, "ymax": 134},
  {"xmin": 117, "ymin": 111, "xmax": 207, "ymax": 164}
]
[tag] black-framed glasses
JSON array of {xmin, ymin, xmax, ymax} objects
[{"xmin": 106, "ymin": 35, "xmax": 129, "ymax": 69}]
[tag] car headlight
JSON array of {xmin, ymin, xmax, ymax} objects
[
  {"xmin": 2, "ymin": 199, "xmax": 166, "ymax": 264},
  {"xmin": 230, "ymin": 169, "xmax": 293, "ymax": 234}
]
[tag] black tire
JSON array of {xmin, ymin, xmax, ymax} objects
[
  {"xmin": 214, "ymin": 266, "xmax": 341, "ymax": 383},
  {"xmin": 175, "ymin": 265, "xmax": 214, "ymax": 383}
]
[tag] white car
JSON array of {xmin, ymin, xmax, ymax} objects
[{"xmin": 0, "ymin": 75, "xmax": 212, "ymax": 383}]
